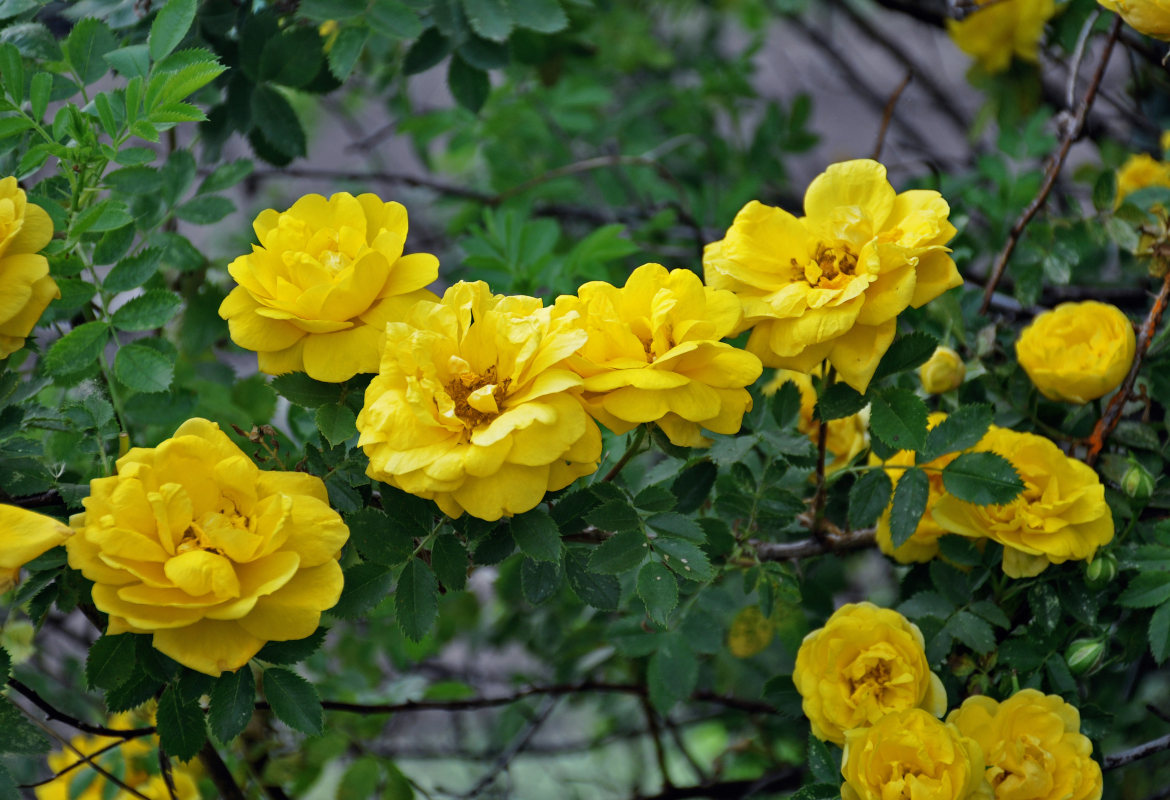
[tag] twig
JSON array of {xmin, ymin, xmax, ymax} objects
[
  {"xmin": 1086, "ymin": 272, "xmax": 1170, "ymax": 466},
  {"xmin": 159, "ymin": 748, "xmax": 179, "ymax": 800},
  {"xmin": 752, "ymin": 527, "xmax": 877, "ymax": 561},
  {"xmin": 604, "ymin": 426, "xmax": 648, "ymax": 482},
  {"xmin": 868, "ymin": 0, "xmax": 947, "ymax": 27},
  {"xmin": 643, "ymin": 696, "xmax": 675, "ymax": 790},
  {"xmin": 1066, "ymin": 10, "xmax": 1103, "ymax": 109},
  {"xmin": 872, "ymin": 70, "xmax": 913, "ymax": 162},
  {"xmin": 979, "ymin": 17, "xmax": 1122, "ymax": 314},
  {"xmin": 460, "ymin": 696, "xmax": 558, "ymax": 799},
  {"xmin": 6, "ymin": 678, "xmax": 156, "ymax": 739},
  {"xmin": 21, "ymin": 712, "xmax": 152, "ymax": 800},
  {"xmin": 17, "ymin": 740, "xmax": 123, "ymax": 788},
  {"xmin": 1104, "ymin": 731, "xmax": 1170, "ymax": 770},
  {"xmin": 198, "ymin": 740, "xmax": 247, "ymax": 800},
  {"xmin": 635, "ymin": 769, "xmax": 802, "ymax": 800}
]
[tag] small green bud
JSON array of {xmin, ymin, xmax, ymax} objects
[
  {"xmin": 1084, "ymin": 553, "xmax": 1118, "ymax": 589},
  {"xmin": 950, "ymin": 653, "xmax": 977, "ymax": 679},
  {"xmin": 1121, "ymin": 459, "xmax": 1156, "ymax": 501},
  {"xmin": 1065, "ymin": 638, "xmax": 1106, "ymax": 676}
]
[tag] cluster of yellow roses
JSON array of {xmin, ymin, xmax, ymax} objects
[{"xmin": 795, "ymin": 603, "xmax": 1103, "ymax": 800}]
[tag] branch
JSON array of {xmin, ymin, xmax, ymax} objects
[
  {"xmin": 1104, "ymin": 732, "xmax": 1170, "ymax": 770},
  {"xmin": 17, "ymin": 740, "xmax": 123, "ymax": 788},
  {"xmin": 872, "ymin": 71, "xmax": 913, "ymax": 162},
  {"xmin": 198, "ymin": 740, "xmax": 247, "ymax": 800},
  {"xmin": 642, "ymin": 696, "xmax": 675, "ymax": 791},
  {"xmin": 6, "ymin": 677, "xmax": 156, "ymax": 739},
  {"xmin": 635, "ymin": 768, "xmax": 802, "ymax": 800},
  {"xmin": 979, "ymin": 18, "xmax": 1122, "ymax": 314},
  {"xmin": 1086, "ymin": 271, "xmax": 1170, "ymax": 465},
  {"xmin": 248, "ymin": 167, "xmax": 494, "ymax": 203},
  {"xmin": 752, "ymin": 526, "xmax": 878, "ymax": 561},
  {"xmin": 460, "ymin": 696, "xmax": 558, "ymax": 799}
]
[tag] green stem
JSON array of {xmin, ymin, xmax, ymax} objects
[{"xmin": 602, "ymin": 425, "xmax": 648, "ymax": 483}]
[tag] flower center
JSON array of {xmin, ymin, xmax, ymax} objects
[
  {"xmin": 446, "ymin": 365, "xmax": 511, "ymax": 429},
  {"xmin": 793, "ymin": 242, "xmax": 858, "ymax": 287}
]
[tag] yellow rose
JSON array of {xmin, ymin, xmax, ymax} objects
[
  {"xmin": 36, "ymin": 712, "xmax": 199, "ymax": 800},
  {"xmin": 763, "ymin": 369, "xmax": 869, "ymax": 474},
  {"xmin": 357, "ymin": 281, "xmax": 602, "ymax": 521},
  {"xmin": 0, "ymin": 176, "xmax": 59, "ymax": 359},
  {"xmin": 219, "ymin": 192, "xmax": 439, "ymax": 382},
  {"xmin": 793, "ymin": 601, "xmax": 947, "ymax": 745},
  {"xmin": 67, "ymin": 418, "xmax": 348, "ymax": 676},
  {"xmin": 947, "ymin": 0, "xmax": 1057, "ymax": 74},
  {"xmin": 704, "ymin": 159, "xmax": 960, "ymax": 392},
  {"xmin": 1015, "ymin": 301, "xmax": 1135, "ymax": 404},
  {"xmin": 553, "ymin": 263, "xmax": 762, "ymax": 447},
  {"xmin": 0, "ymin": 504, "xmax": 72, "ymax": 593},
  {"xmin": 932, "ymin": 427, "xmax": 1113, "ymax": 578},
  {"xmin": 920, "ymin": 346, "xmax": 966, "ymax": 394},
  {"xmin": 1100, "ymin": 0, "xmax": 1170, "ymax": 39},
  {"xmin": 947, "ymin": 689, "xmax": 1103, "ymax": 800},
  {"xmin": 842, "ymin": 708, "xmax": 991, "ymax": 800},
  {"xmin": 872, "ymin": 412, "xmax": 957, "ymax": 564},
  {"xmin": 1116, "ymin": 153, "xmax": 1170, "ymax": 204}
]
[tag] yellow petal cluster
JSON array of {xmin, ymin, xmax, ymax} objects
[
  {"xmin": 357, "ymin": 281, "xmax": 601, "ymax": 521},
  {"xmin": 842, "ymin": 708, "xmax": 991, "ymax": 800},
  {"xmin": 0, "ymin": 176, "xmax": 59, "ymax": 359},
  {"xmin": 1099, "ymin": 0, "xmax": 1170, "ymax": 39},
  {"xmin": 1116, "ymin": 153, "xmax": 1170, "ymax": 205},
  {"xmin": 704, "ymin": 159, "xmax": 960, "ymax": 392},
  {"xmin": 793, "ymin": 601, "xmax": 947, "ymax": 745},
  {"xmin": 947, "ymin": 0, "xmax": 1057, "ymax": 74},
  {"xmin": 948, "ymin": 690, "xmax": 1103, "ymax": 800},
  {"xmin": 1015, "ymin": 301, "xmax": 1135, "ymax": 404},
  {"xmin": 36, "ymin": 712, "xmax": 199, "ymax": 800},
  {"xmin": 0, "ymin": 504, "xmax": 71, "ymax": 593},
  {"xmin": 871, "ymin": 412, "xmax": 958, "ymax": 564},
  {"xmin": 932, "ymin": 428, "xmax": 1113, "ymax": 578},
  {"xmin": 219, "ymin": 192, "xmax": 439, "ymax": 382},
  {"xmin": 67, "ymin": 418, "xmax": 348, "ymax": 676},
  {"xmin": 763, "ymin": 369, "xmax": 869, "ymax": 474},
  {"xmin": 553, "ymin": 263, "xmax": 762, "ymax": 447},
  {"xmin": 920, "ymin": 346, "xmax": 966, "ymax": 394}
]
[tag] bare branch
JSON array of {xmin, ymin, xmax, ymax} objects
[
  {"xmin": 198, "ymin": 740, "xmax": 247, "ymax": 800},
  {"xmin": 7, "ymin": 678, "xmax": 156, "ymax": 739},
  {"xmin": 1104, "ymin": 731, "xmax": 1170, "ymax": 770},
  {"xmin": 752, "ymin": 527, "xmax": 878, "ymax": 561}
]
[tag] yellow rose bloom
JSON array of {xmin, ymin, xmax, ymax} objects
[
  {"xmin": 872, "ymin": 412, "xmax": 958, "ymax": 564},
  {"xmin": 932, "ymin": 427, "xmax": 1113, "ymax": 578},
  {"xmin": 1015, "ymin": 301, "xmax": 1135, "ymax": 404},
  {"xmin": 763, "ymin": 369, "xmax": 869, "ymax": 474},
  {"xmin": 219, "ymin": 192, "xmax": 439, "ymax": 382},
  {"xmin": 0, "ymin": 504, "xmax": 72, "ymax": 593},
  {"xmin": 1099, "ymin": 0, "xmax": 1170, "ymax": 39},
  {"xmin": 947, "ymin": 0, "xmax": 1057, "ymax": 74},
  {"xmin": 704, "ymin": 159, "xmax": 960, "ymax": 393},
  {"xmin": 357, "ymin": 281, "xmax": 602, "ymax": 521},
  {"xmin": 920, "ymin": 346, "xmax": 966, "ymax": 394},
  {"xmin": 842, "ymin": 708, "xmax": 992, "ymax": 800},
  {"xmin": 793, "ymin": 601, "xmax": 947, "ymax": 745},
  {"xmin": 1115, "ymin": 153, "xmax": 1170, "ymax": 205},
  {"xmin": 36, "ymin": 712, "xmax": 199, "ymax": 800},
  {"xmin": 553, "ymin": 263, "xmax": 762, "ymax": 447},
  {"xmin": 947, "ymin": 689, "xmax": 1103, "ymax": 800},
  {"xmin": 67, "ymin": 418, "xmax": 348, "ymax": 676},
  {"xmin": 0, "ymin": 176, "xmax": 59, "ymax": 358}
]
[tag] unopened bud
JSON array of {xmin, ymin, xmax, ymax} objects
[
  {"xmin": 919, "ymin": 346, "xmax": 966, "ymax": 395},
  {"xmin": 1065, "ymin": 638, "xmax": 1106, "ymax": 676},
  {"xmin": 1121, "ymin": 459, "xmax": 1156, "ymax": 501},
  {"xmin": 1084, "ymin": 553, "xmax": 1117, "ymax": 589},
  {"xmin": 950, "ymin": 653, "xmax": 977, "ymax": 678}
]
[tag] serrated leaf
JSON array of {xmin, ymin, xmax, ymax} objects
[
  {"xmin": 969, "ymin": 599, "xmax": 1010, "ymax": 629},
  {"xmin": 646, "ymin": 633, "xmax": 696, "ymax": 713},
  {"xmin": 85, "ymin": 634, "xmax": 137, "ymax": 690},
  {"xmin": 156, "ymin": 684, "xmax": 207, "ymax": 761},
  {"xmin": 564, "ymin": 546, "xmax": 620, "ymax": 610},
  {"xmin": 889, "ymin": 467, "xmax": 929, "ymax": 549},
  {"xmin": 111, "ymin": 290, "xmax": 182, "ymax": 331},
  {"xmin": 645, "ymin": 512, "xmax": 704, "ymax": 543},
  {"xmin": 153, "ymin": 59, "xmax": 226, "ymax": 105},
  {"xmin": 299, "ymin": 0, "xmax": 366, "ymax": 21},
  {"xmin": 44, "ymin": 322, "xmax": 109, "ymax": 376},
  {"xmin": 404, "ymin": 27, "xmax": 451, "ymax": 75},
  {"xmin": 654, "ymin": 538, "xmax": 713, "ymax": 581},
  {"xmin": 105, "ymin": 44, "xmax": 150, "ymax": 79},
  {"xmin": 175, "ymin": 194, "xmax": 234, "ymax": 225},
  {"xmin": 63, "ymin": 18, "xmax": 117, "ymax": 85},
  {"xmin": 105, "ymin": 670, "xmax": 162, "ymax": 712},
  {"xmin": 208, "ymin": 666, "xmax": 255, "ymax": 743},
  {"xmin": 149, "ymin": 0, "xmax": 196, "ymax": 61},
  {"xmin": 327, "ymin": 25, "xmax": 368, "ymax": 81},
  {"xmin": 671, "ymin": 460, "xmax": 716, "ymax": 514},
  {"xmin": 447, "ymin": 54, "xmax": 488, "ymax": 112},
  {"xmin": 270, "ymin": 373, "xmax": 341, "ymax": 407},
  {"xmin": 114, "ymin": 343, "xmax": 174, "ymax": 393},
  {"xmin": 1119, "ymin": 572, "xmax": 1170, "ymax": 608},
  {"xmin": 346, "ymin": 508, "xmax": 417, "ymax": 566},
  {"xmin": 264, "ymin": 667, "xmax": 323, "ymax": 735},
  {"xmin": 462, "ymin": 0, "xmax": 512, "ymax": 41},
  {"xmin": 105, "ymin": 248, "xmax": 162, "ymax": 293},
  {"xmin": 848, "ymin": 469, "xmax": 892, "ymax": 529},
  {"xmin": 637, "ymin": 561, "xmax": 677, "ymax": 627},
  {"xmin": 585, "ymin": 500, "xmax": 640, "ymax": 532},
  {"xmin": 369, "ymin": 1, "xmax": 423, "ymax": 38},
  {"xmin": 509, "ymin": 508, "xmax": 562, "ymax": 562},
  {"xmin": 919, "ymin": 404, "xmax": 992, "ymax": 463},
  {"xmin": 1151, "ymin": 603, "xmax": 1170, "ymax": 664},
  {"xmin": 510, "ymin": 0, "xmax": 567, "ymax": 32},
  {"xmin": 0, "ymin": 697, "xmax": 50, "ymax": 755},
  {"xmin": 587, "ymin": 530, "xmax": 648, "ymax": 574},
  {"xmin": 331, "ymin": 562, "xmax": 393, "ymax": 618},
  {"xmin": 259, "ymin": 27, "xmax": 323, "ymax": 88},
  {"xmin": 315, "ymin": 404, "xmax": 356, "ymax": 446},
  {"xmin": 396, "ymin": 558, "xmax": 438, "ymax": 641},
  {"xmin": 251, "ymin": 85, "xmax": 306, "ymax": 158},
  {"xmin": 872, "ymin": 331, "xmax": 940, "ymax": 381},
  {"xmin": 950, "ymin": 610, "xmax": 996, "ymax": 654},
  {"xmin": 198, "ymin": 159, "xmax": 253, "ymax": 194},
  {"xmin": 807, "ymin": 733, "xmax": 838, "ymax": 784},
  {"xmin": 791, "ymin": 784, "xmax": 841, "ymax": 800},
  {"xmin": 520, "ymin": 557, "xmax": 562, "ymax": 605},
  {"xmin": 869, "ymin": 388, "xmax": 928, "ymax": 452},
  {"xmin": 814, "ymin": 381, "xmax": 866, "ymax": 421},
  {"xmin": 431, "ymin": 533, "xmax": 468, "ymax": 592},
  {"xmin": 941, "ymin": 452, "xmax": 1024, "ymax": 505},
  {"xmin": 255, "ymin": 628, "xmax": 328, "ymax": 665}
]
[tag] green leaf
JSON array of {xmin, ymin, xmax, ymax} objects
[
  {"xmin": 0, "ymin": 117, "xmax": 32, "ymax": 138},
  {"xmin": 44, "ymin": 322, "xmax": 109, "ymax": 376},
  {"xmin": 104, "ymin": 44, "xmax": 150, "ymax": 79},
  {"xmin": 969, "ymin": 599, "xmax": 1011, "ymax": 629},
  {"xmin": 791, "ymin": 784, "xmax": 842, "ymax": 800},
  {"xmin": 251, "ymin": 85, "xmax": 306, "ymax": 158},
  {"xmin": 564, "ymin": 546, "xmax": 620, "ymax": 610},
  {"xmin": 949, "ymin": 610, "xmax": 996, "ymax": 654},
  {"xmin": 315, "ymin": 404, "xmax": 356, "ymax": 446},
  {"xmin": 369, "ymin": 1, "xmax": 423, "ymax": 39},
  {"xmin": 510, "ymin": 0, "xmax": 568, "ymax": 32},
  {"xmin": 647, "ymin": 633, "xmax": 696, "ymax": 713},
  {"xmin": 919, "ymin": 404, "xmax": 992, "ymax": 463},
  {"xmin": 521, "ymin": 557, "xmax": 562, "ymax": 605},
  {"xmin": 254, "ymin": 628, "xmax": 328, "ymax": 665},
  {"xmin": 637, "ymin": 561, "xmax": 677, "ymax": 627},
  {"xmin": 105, "ymin": 248, "xmax": 162, "ymax": 292},
  {"xmin": 198, "ymin": 159, "xmax": 253, "ymax": 194},
  {"xmin": 462, "ymin": 0, "xmax": 512, "ymax": 41},
  {"xmin": 671, "ymin": 461, "xmax": 716, "ymax": 514},
  {"xmin": 149, "ymin": 0, "xmax": 197, "ymax": 61},
  {"xmin": 175, "ymin": 194, "xmax": 234, "ymax": 225},
  {"xmin": 814, "ymin": 382, "xmax": 866, "ymax": 421},
  {"xmin": 889, "ymin": 467, "xmax": 929, "ymax": 549},
  {"xmin": 114, "ymin": 343, "xmax": 174, "ymax": 393},
  {"xmin": 331, "ymin": 562, "xmax": 394, "ymax": 619},
  {"xmin": 848, "ymin": 468, "xmax": 893, "ymax": 529},
  {"xmin": 270, "ymin": 373, "xmax": 342, "ymax": 407},
  {"xmin": 1093, "ymin": 170, "xmax": 1117, "ymax": 213},
  {"xmin": 587, "ymin": 530, "xmax": 648, "ymax": 574},
  {"xmin": 0, "ymin": 0, "xmax": 38, "ymax": 21},
  {"xmin": 585, "ymin": 500, "xmax": 640, "ymax": 533},
  {"xmin": 872, "ymin": 331, "xmax": 939, "ymax": 382},
  {"xmin": 404, "ymin": 27, "xmax": 451, "ymax": 75},
  {"xmin": 1119, "ymin": 572, "xmax": 1170, "ymax": 608},
  {"xmin": 73, "ymin": 200, "xmax": 133, "ymax": 234},
  {"xmin": 156, "ymin": 684, "xmax": 207, "ymax": 761},
  {"xmin": 654, "ymin": 538, "xmax": 713, "ymax": 581},
  {"xmin": 208, "ymin": 667, "xmax": 255, "ymax": 743},
  {"xmin": 28, "ymin": 70, "xmax": 49, "ymax": 119},
  {"xmin": 941, "ymin": 452, "xmax": 1024, "ymax": 505},
  {"xmin": 327, "ymin": 25, "xmax": 369, "ymax": 81},
  {"xmin": 260, "ymin": 27, "xmax": 324, "ymax": 88},
  {"xmin": 299, "ymin": 0, "xmax": 366, "ymax": 21},
  {"xmin": 396, "ymin": 558, "xmax": 438, "ymax": 641},
  {"xmin": 85, "ymin": 634, "xmax": 137, "ymax": 690},
  {"xmin": 105, "ymin": 670, "xmax": 163, "ymax": 712},
  {"xmin": 0, "ymin": 646, "xmax": 8, "ymax": 681},
  {"xmin": 645, "ymin": 512, "xmax": 704, "ymax": 543},
  {"xmin": 458, "ymin": 34, "xmax": 508, "ymax": 70},
  {"xmin": 0, "ymin": 22, "xmax": 59, "ymax": 61},
  {"xmin": 0, "ymin": 696, "xmax": 50, "ymax": 754},
  {"xmin": 807, "ymin": 733, "xmax": 838, "ymax": 784},
  {"xmin": 111, "ymin": 290, "xmax": 182, "ymax": 331},
  {"xmin": 431, "ymin": 533, "xmax": 468, "ymax": 592},
  {"xmin": 1150, "ymin": 603, "xmax": 1170, "ymax": 664},
  {"xmin": 264, "ymin": 667, "xmax": 323, "ymax": 736},
  {"xmin": 509, "ymin": 508, "xmax": 562, "ymax": 562},
  {"xmin": 869, "ymin": 388, "xmax": 928, "ymax": 452},
  {"xmin": 447, "ymin": 54, "xmax": 489, "ymax": 112},
  {"xmin": 63, "ymin": 18, "xmax": 116, "ymax": 85},
  {"xmin": 346, "ymin": 508, "xmax": 417, "ymax": 566}
]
